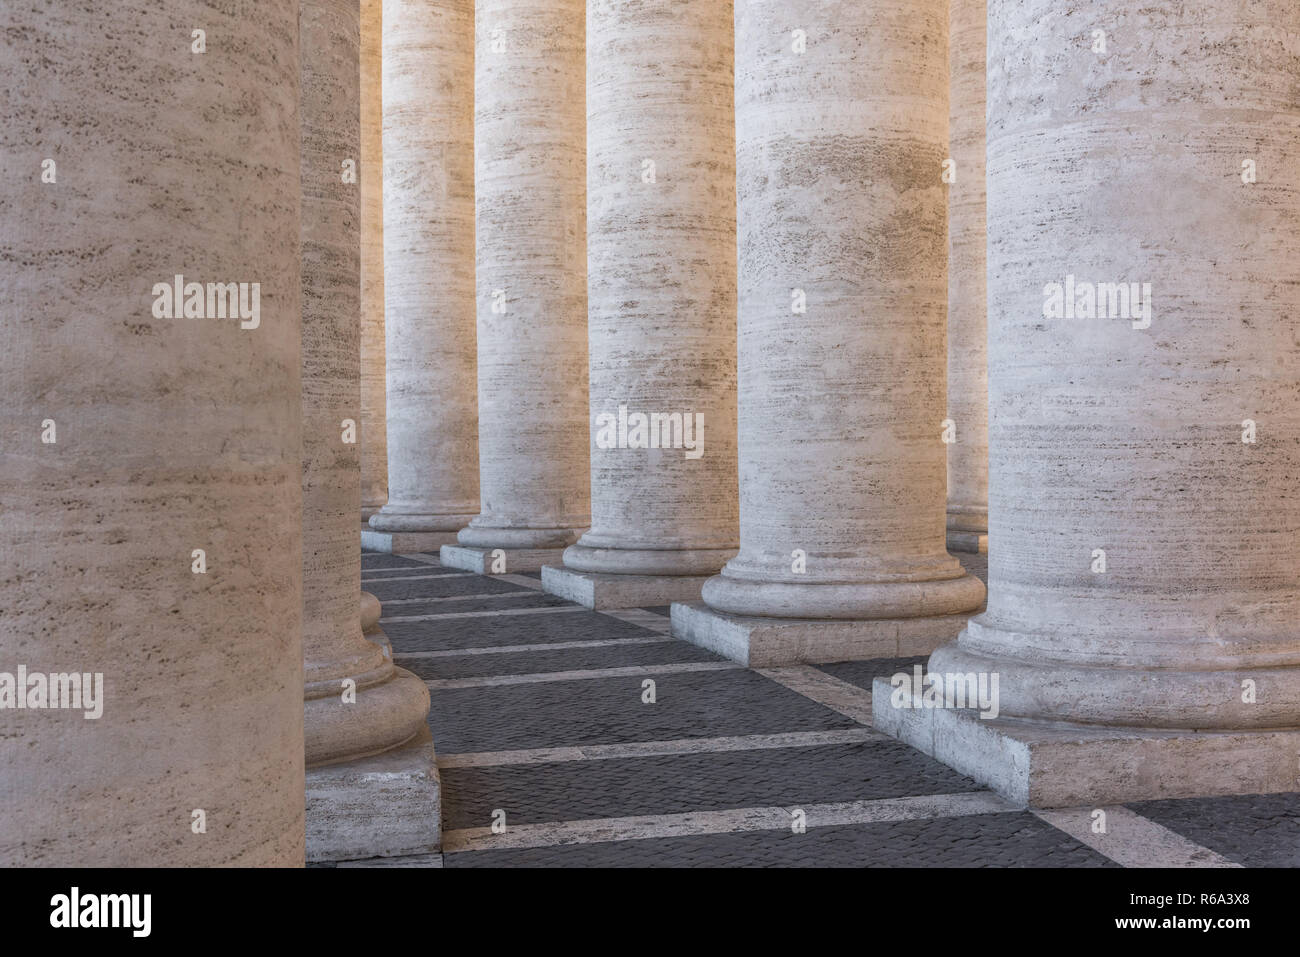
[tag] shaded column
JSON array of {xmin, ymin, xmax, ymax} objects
[
  {"xmin": 441, "ymin": 0, "xmax": 589, "ymax": 575},
  {"xmin": 674, "ymin": 0, "xmax": 984, "ymax": 666},
  {"xmin": 542, "ymin": 0, "xmax": 738, "ymax": 609},
  {"xmin": 0, "ymin": 1, "xmax": 303, "ymax": 864},
  {"xmin": 359, "ymin": 0, "xmax": 388, "ymax": 522},
  {"xmin": 301, "ymin": 0, "xmax": 439, "ymax": 862},
  {"xmin": 876, "ymin": 0, "xmax": 1300, "ymax": 807},
  {"xmin": 944, "ymin": 0, "xmax": 988, "ymax": 553},
  {"xmin": 366, "ymin": 0, "xmax": 480, "ymax": 554}
]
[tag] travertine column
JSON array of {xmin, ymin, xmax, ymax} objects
[
  {"xmin": 945, "ymin": 0, "xmax": 987, "ymax": 553},
  {"xmin": 441, "ymin": 0, "xmax": 589, "ymax": 574},
  {"xmin": 674, "ymin": 0, "xmax": 984, "ymax": 666},
  {"xmin": 302, "ymin": 0, "xmax": 439, "ymax": 861},
  {"xmin": 359, "ymin": 0, "xmax": 388, "ymax": 521},
  {"xmin": 0, "ymin": 1, "xmax": 303, "ymax": 865},
  {"xmin": 367, "ymin": 0, "xmax": 480, "ymax": 554},
  {"xmin": 876, "ymin": 0, "xmax": 1300, "ymax": 807},
  {"xmin": 543, "ymin": 0, "xmax": 738, "ymax": 608}
]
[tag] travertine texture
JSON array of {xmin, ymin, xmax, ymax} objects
[
  {"xmin": 371, "ymin": 0, "xmax": 480, "ymax": 536},
  {"xmin": 559, "ymin": 0, "xmax": 738, "ymax": 581},
  {"xmin": 456, "ymin": 0, "xmax": 590, "ymax": 551},
  {"xmin": 359, "ymin": 0, "xmax": 388, "ymax": 519},
  {"xmin": 303, "ymin": 0, "xmax": 430, "ymax": 769},
  {"xmin": 945, "ymin": 0, "xmax": 987, "ymax": 547},
  {"xmin": 698, "ymin": 0, "xmax": 984, "ymax": 622},
  {"xmin": 0, "ymin": 1, "xmax": 304, "ymax": 864},
  {"xmin": 927, "ymin": 0, "xmax": 1300, "ymax": 732}
]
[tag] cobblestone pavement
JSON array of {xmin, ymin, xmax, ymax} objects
[{"xmin": 337, "ymin": 549, "xmax": 1300, "ymax": 868}]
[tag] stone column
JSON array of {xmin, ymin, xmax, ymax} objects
[
  {"xmin": 944, "ymin": 0, "xmax": 987, "ymax": 554},
  {"xmin": 359, "ymin": 0, "xmax": 388, "ymax": 523},
  {"xmin": 674, "ymin": 0, "xmax": 985, "ymax": 666},
  {"xmin": 365, "ymin": 0, "xmax": 480, "ymax": 554},
  {"xmin": 301, "ymin": 0, "xmax": 439, "ymax": 862},
  {"xmin": 440, "ymin": 0, "xmax": 590, "ymax": 575},
  {"xmin": 876, "ymin": 0, "xmax": 1300, "ymax": 807},
  {"xmin": 541, "ymin": 0, "xmax": 738, "ymax": 610},
  {"xmin": 0, "ymin": 1, "xmax": 303, "ymax": 865}
]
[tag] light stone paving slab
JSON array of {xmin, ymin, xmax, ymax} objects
[
  {"xmin": 381, "ymin": 605, "xmax": 589, "ymax": 624},
  {"xmin": 377, "ymin": 591, "xmax": 538, "ymax": 605},
  {"xmin": 338, "ymin": 853, "xmax": 444, "ymax": 868},
  {"xmin": 424, "ymin": 660, "xmax": 740, "ymax": 691},
  {"xmin": 757, "ymin": 666, "xmax": 878, "ymax": 726},
  {"xmin": 394, "ymin": 635, "xmax": 674, "ymax": 659},
  {"xmin": 437, "ymin": 728, "xmax": 884, "ymax": 769},
  {"xmin": 441, "ymin": 791, "xmax": 1016, "ymax": 853},
  {"xmin": 1032, "ymin": 806, "xmax": 1240, "ymax": 869}
]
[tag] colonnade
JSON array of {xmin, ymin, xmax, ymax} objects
[{"xmin": 4, "ymin": 0, "xmax": 1297, "ymax": 866}]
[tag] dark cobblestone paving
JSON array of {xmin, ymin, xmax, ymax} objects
[
  {"xmin": 362, "ymin": 574, "xmax": 525, "ymax": 602},
  {"xmin": 815, "ymin": 655, "xmax": 930, "ymax": 691},
  {"xmin": 427, "ymin": 669, "xmax": 857, "ymax": 754},
  {"xmin": 387, "ymin": 608, "xmax": 662, "ymax": 651},
  {"xmin": 398, "ymin": 637, "xmax": 719, "ymax": 681},
  {"xmin": 360, "ymin": 553, "xmax": 433, "ymax": 571},
  {"xmin": 444, "ymin": 812, "xmax": 1116, "ymax": 868},
  {"xmin": 1126, "ymin": 793, "xmax": 1300, "ymax": 867},
  {"xmin": 380, "ymin": 592, "xmax": 572, "ymax": 617},
  {"xmin": 442, "ymin": 740, "xmax": 983, "ymax": 828}
]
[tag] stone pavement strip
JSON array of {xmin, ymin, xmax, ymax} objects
[{"xmin": 329, "ymin": 549, "xmax": 1300, "ymax": 868}]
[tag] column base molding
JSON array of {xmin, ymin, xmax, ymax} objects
[
  {"xmin": 439, "ymin": 544, "xmax": 566, "ymax": 574},
  {"xmin": 871, "ymin": 685, "xmax": 1300, "ymax": 808},
  {"xmin": 305, "ymin": 724, "xmax": 441, "ymax": 863},
  {"xmin": 542, "ymin": 565, "xmax": 710, "ymax": 610},
  {"xmin": 670, "ymin": 600, "xmax": 975, "ymax": 667}
]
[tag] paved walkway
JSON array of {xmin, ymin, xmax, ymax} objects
[{"xmin": 336, "ymin": 548, "xmax": 1299, "ymax": 868}]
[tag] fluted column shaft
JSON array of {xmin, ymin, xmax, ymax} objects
[
  {"xmin": 561, "ymin": 0, "xmax": 738, "ymax": 579},
  {"xmin": 359, "ymin": 0, "xmax": 388, "ymax": 520},
  {"xmin": 931, "ymin": 0, "xmax": 1300, "ymax": 728},
  {"xmin": 0, "ymin": 1, "xmax": 303, "ymax": 864},
  {"xmin": 370, "ymin": 0, "xmax": 479, "ymax": 535},
  {"xmin": 456, "ymin": 0, "xmax": 589, "ymax": 551},
  {"xmin": 302, "ymin": 0, "xmax": 429, "ymax": 768},
  {"xmin": 700, "ymin": 0, "xmax": 983, "ymax": 621},
  {"xmin": 945, "ymin": 0, "xmax": 987, "ymax": 548}
]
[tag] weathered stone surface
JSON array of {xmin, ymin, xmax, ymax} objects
[
  {"xmin": 359, "ymin": 0, "xmax": 387, "ymax": 520},
  {"xmin": 0, "ymin": 0, "xmax": 304, "ymax": 865},
  {"xmin": 542, "ymin": 566, "xmax": 712, "ymax": 610},
  {"xmin": 885, "ymin": 0, "xmax": 1300, "ymax": 804},
  {"xmin": 945, "ymin": 0, "xmax": 988, "ymax": 551},
  {"xmin": 441, "ymin": 544, "xmax": 568, "ymax": 575},
  {"xmin": 370, "ymin": 0, "xmax": 480, "ymax": 536},
  {"xmin": 305, "ymin": 724, "xmax": 440, "ymax": 862},
  {"xmin": 557, "ymin": 0, "xmax": 738, "ymax": 593},
  {"xmin": 456, "ymin": 0, "xmax": 590, "ymax": 552},
  {"xmin": 302, "ymin": 0, "xmax": 430, "ymax": 773},
  {"xmin": 688, "ymin": 0, "xmax": 984, "ymax": 660}
]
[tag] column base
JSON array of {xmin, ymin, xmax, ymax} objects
[
  {"xmin": 361, "ymin": 528, "xmax": 461, "ymax": 554},
  {"xmin": 671, "ymin": 600, "xmax": 976, "ymax": 667},
  {"xmin": 439, "ymin": 544, "xmax": 567, "ymax": 574},
  {"xmin": 541, "ymin": 565, "xmax": 710, "ymax": 609},
  {"xmin": 945, "ymin": 529, "xmax": 988, "ymax": 554},
  {"xmin": 305, "ymin": 724, "xmax": 441, "ymax": 863},
  {"xmin": 871, "ymin": 684, "xmax": 1300, "ymax": 808}
]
